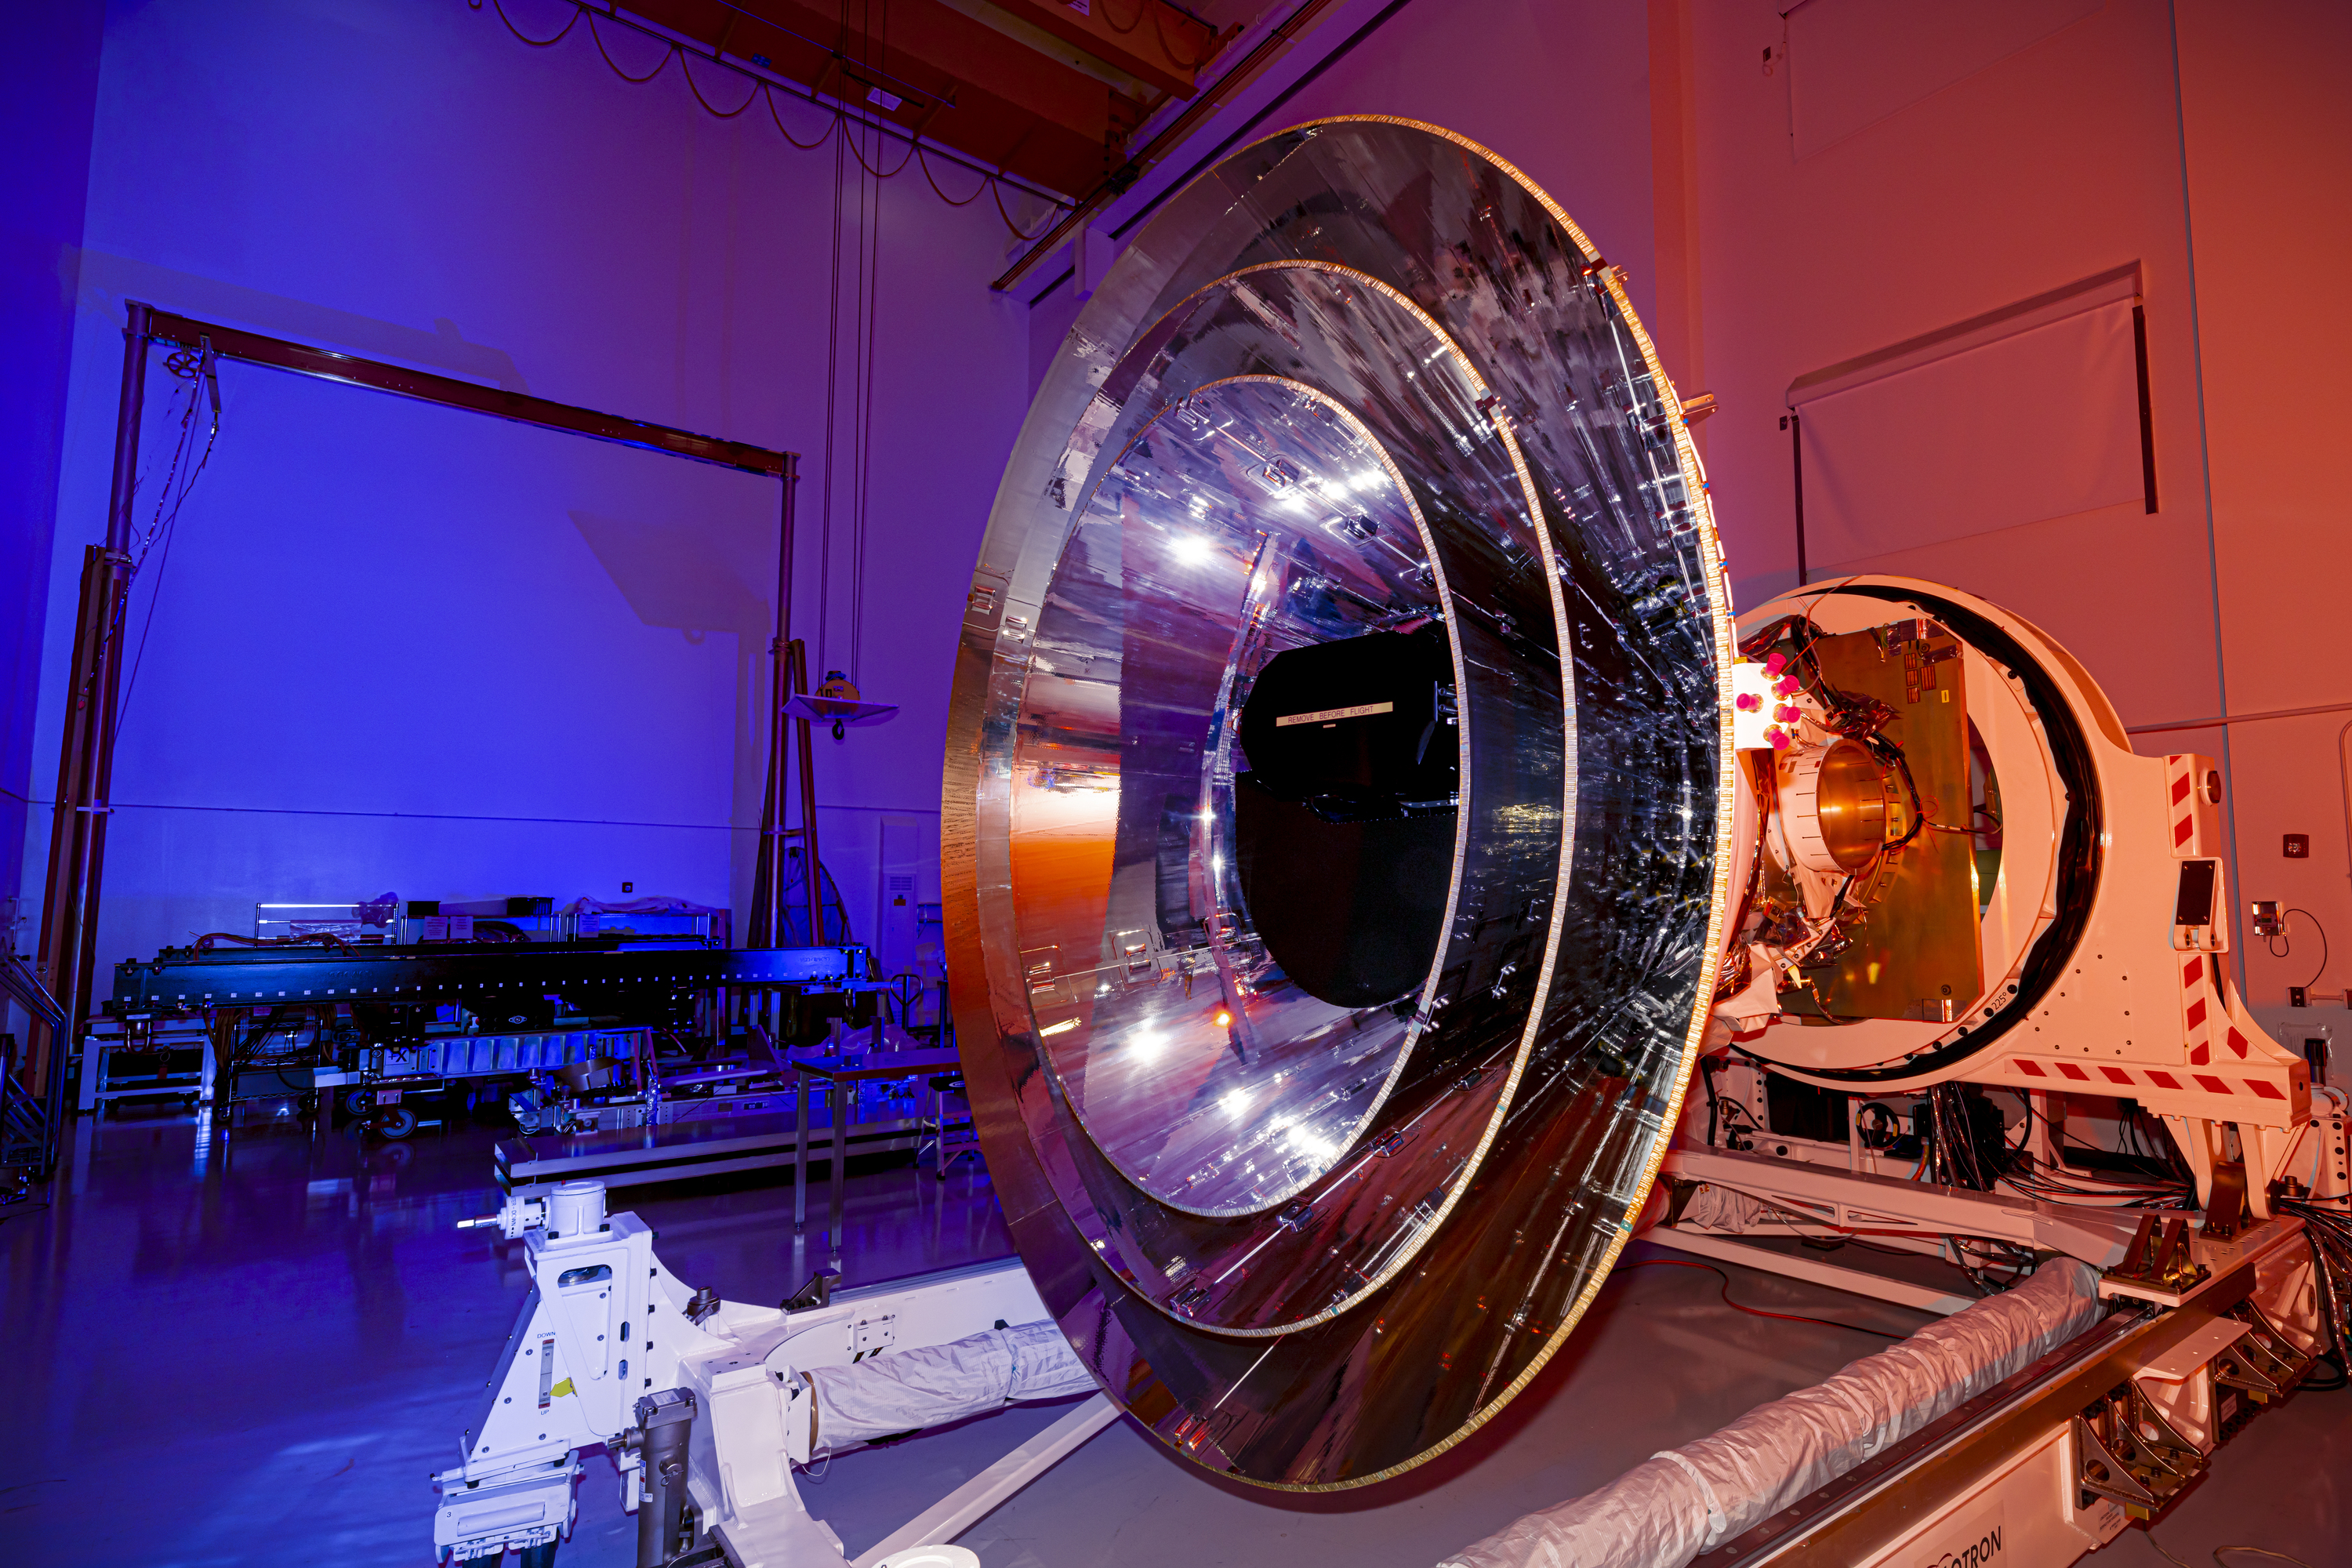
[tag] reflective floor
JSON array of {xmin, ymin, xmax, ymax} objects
[
  {"xmin": 0, "ymin": 1103, "xmax": 1009, "ymax": 1567},
  {"xmin": 2, "ymin": 1105, "xmax": 2343, "ymax": 1567}
]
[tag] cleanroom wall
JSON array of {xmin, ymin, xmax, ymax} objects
[
  {"xmin": 0, "ymin": 0, "xmax": 107, "ymax": 962},
  {"xmin": 18, "ymin": 0, "xmax": 2342, "ymax": 1030},
  {"xmin": 1684, "ymin": 0, "xmax": 2215, "ymax": 719},
  {"xmin": 2174, "ymin": 0, "xmax": 2352, "ymax": 1036},
  {"xmin": 20, "ymin": 0, "xmax": 1033, "ymax": 977},
  {"xmin": 1678, "ymin": 0, "xmax": 2352, "ymax": 1022}
]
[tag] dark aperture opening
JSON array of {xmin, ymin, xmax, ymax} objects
[{"xmin": 1232, "ymin": 624, "xmax": 1457, "ymax": 1007}]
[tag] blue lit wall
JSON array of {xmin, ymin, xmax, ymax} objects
[
  {"xmin": 20, "ymin": 0, "xmax": 1032, "ymax": 975},
  {"xmin": 2, "ymin": 1, "xmax": 107, "ymax": 963}
]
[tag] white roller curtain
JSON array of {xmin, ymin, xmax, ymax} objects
[{"xmin": 1791, "ymin": 264, "xmax": 2149, "ymax": 572}]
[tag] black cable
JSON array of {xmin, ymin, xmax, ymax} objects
[
  {"xmin": 2278, "ymin": 1198, "xmax": 2352, "ymax": 1392},
  {"xmin": 2271, "ymin": 908, "xmax": 2329, "ymax": 989},
  {"xmin": 1716, "ymin": 1091, "xmax": 1766, "ymax": 1143},
  {"xmin": 116, "ymin": 361, "xmax": 223, "ymax": 743},
  {"xmin": 1856, "ymin": 1099, "xmax": 1901, "ymax": 1153}
]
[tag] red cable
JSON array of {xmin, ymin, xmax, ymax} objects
[{"xmin": 1614, "ymin": 1258, "xmax": 1906, "ymax": 1340}]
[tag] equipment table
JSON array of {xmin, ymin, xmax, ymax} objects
[{"xmin": 790, "ymin": 1047, "xmax": 963, "ymax": 1270}]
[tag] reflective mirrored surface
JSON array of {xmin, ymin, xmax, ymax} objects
[
  {"xmin": 946, "ymin": 118, "xmax": 1734, "ymax": 1485},
  {"xmin": 1015, "ymin": 376, "xmax": 1448, "ymax": 1214}
]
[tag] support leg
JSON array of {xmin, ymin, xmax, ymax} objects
[
  {"xmin": 793, "ymin": 1066, "xmax": 808, "ymax": 1233},
  {"xmin": 634, "ymin": 1389, "xmax": 697, "ymax": 1568},
  {"xmin": 831, "ymin": 1079, "xmax": 848, "ymax": 1272}
]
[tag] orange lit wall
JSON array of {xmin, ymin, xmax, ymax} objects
[
  {"xmin": 2172, "ymin": 0, "xmax": 2352, "ymax": 1036},
  {"xmin": 1658, "ymin": 0, "xmax": 2351, "ymax": 1030}
]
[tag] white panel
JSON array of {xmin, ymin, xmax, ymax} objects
[
  {"xmin": 877, "ymin": 816, "xmax": 924, "ymax": 981},
  {"xmin": 1790, "ymin": 0, "xmax": 2103, "ymax": 158},
  {"xmin": 1798, "ymin": 300, "xmax": 2143, "ymax": 568}
]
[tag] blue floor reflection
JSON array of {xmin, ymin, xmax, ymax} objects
[
  {"xmin": 0, "ymin": 1103, "xmax": 1009, "ymax": 1566},
  {"xmin": 6, "ymin": 1104, "xmax": 2339, "ymax": 1568}
]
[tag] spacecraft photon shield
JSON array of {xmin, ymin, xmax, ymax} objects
[{"xmin": 942, "ymin": 118, "xmax": 1735, "ymax": 1487}]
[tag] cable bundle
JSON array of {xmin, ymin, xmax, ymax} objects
[{"xmin": 2274, "ymin": 1192, "xmax": 2352, "ymax": 1391}]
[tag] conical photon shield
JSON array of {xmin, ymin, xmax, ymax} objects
[{"xmin": 942, "ymin": 118, "xmax": 1736, "ymax": 1488}]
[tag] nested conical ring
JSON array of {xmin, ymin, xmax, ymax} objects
[{"xmin": 942, "ymin": 118, "xmax": 1736, "ymax": 1488}]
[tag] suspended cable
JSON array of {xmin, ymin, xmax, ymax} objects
[
  {"xmin": 680, "ymin": 51, "xmax": 760, "ymax": 116},
  {"xmin": 851, "ymin": 1, "xmax": 884, "ymax": 688},
  {"xmin": 116, "ymin": 347, "xmax": 223, "ymax": 745},
  {"xmin": 481, "ymin": 0, "xmax": 580, "ymax": 47},
  {"xmin": 1095, "ymin": 0, "xmax": 1147, "ymax": 35},
  {"xmin": 585, "ymin": 8, "xmax": 675, "ymax": 82},
  {"xmin": 843, "ymin": 116, "xmax": 919, "ymax": 180},
  {"xmin": 816, "ymin": 85, "xmax": 847, "ymax": 681},
  {"xmin": 471, "ymin": 0, "xmax": 1071, "ymax": 238},
  {"xmin": 763, "ymin": 81, "xmax": 838, "ymax": 151},
  {"xmin": 914, "ymin": 142, "xmax": 988, "ymax": 206},
  {"xmin": 993, "ymin": 175, "xmax": 1063, "ymax": 240}
]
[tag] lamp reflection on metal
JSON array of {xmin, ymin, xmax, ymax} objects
[{"xmin": 785, "ymin": 670, "xmax": 898, "ymax": 741}]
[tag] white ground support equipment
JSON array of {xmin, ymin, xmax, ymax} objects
[
  {"xmin": 430, "ymin": 586, "xmax": 2352, "ymax": 1568},
  {"xmin": 1507, "ymin": 574, "xmax": 2352, "ymax": 1566},
  {"xmin": 434, "ymin": 1166, "xmax": 2346, "ymax": 1568},
  {"xmin": 434, "ymin": 1180, "xmax": 1113, "ymax": 1568},
  {"xmin": 1457, "ymin": 1210, "xmax": 2336, "ymax": 1568}
]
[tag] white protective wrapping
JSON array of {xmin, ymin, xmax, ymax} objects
[
  {"xmin": 806, "ymin": 1320, "xmax": 1098, "ymax": 1448},
  {"xmin": 1676, "ymin": 1184, "xmax": 1772, "ymax": 1232},
  {"xmin": 1439, "ymin": 1258, "xmax": 2105, "ymax": 1568}
]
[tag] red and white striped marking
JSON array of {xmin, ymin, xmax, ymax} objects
[
  {"xmin": 2003, "ymin": 1054, "xmax": 2290, "ymax": 1102},
  {"xmin": 2164, "ymin": 753, "xmax": 2219, "ymax": 856},
  {"xmin": 2176, "ymin": 952, "xmax": 2251, "ymax": 1067}
]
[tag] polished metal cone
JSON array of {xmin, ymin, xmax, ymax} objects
[{"xmin": 943, "ymin": 118, "xmax": 1736, "ymax": 1489}]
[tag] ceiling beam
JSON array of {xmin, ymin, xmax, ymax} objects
[
  {"xmin": 635, "ymin": 0, "xmax": 1160, "ymax": 196},
  {"xmin": 987, "ymin": 0, "xmax": 1224, "ymax": 100},
  {"xmin": 992, "ymin": 0, "xmax": 1344, "ymax": 290}
]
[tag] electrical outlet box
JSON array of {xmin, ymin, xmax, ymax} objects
[
  {"xmin": 2252, "ymin": 900, "xmax": 2283, "ymax": 938},
  {"xmin": 2283, "ymin": 833, "xmax": 2310, "ymax": 858},
  {"xmin": 2292, "ymin": 986, "xmax": 2309, "ymax": 1007}
]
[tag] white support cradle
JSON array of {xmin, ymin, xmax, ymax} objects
[{"xmin": 436, "ymin": 1182, "xmax": 1112, "ymax": 1568}]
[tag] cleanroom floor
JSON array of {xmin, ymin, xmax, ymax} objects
[{"xmin": 2, "ymin": 1105, "xmax": 2344, "ymax": 1568}]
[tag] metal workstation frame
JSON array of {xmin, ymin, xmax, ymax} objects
[{"xmin": 17, "ymin": 300, "xmax": 825, "ymax": 1196}]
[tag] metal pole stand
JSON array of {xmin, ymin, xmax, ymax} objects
[{"xmin": 632, "ymin": 1388, "xmax": 698, "ymax": 1568}]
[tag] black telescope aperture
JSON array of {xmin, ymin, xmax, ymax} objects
[{"xmin": 1235, "ymin": 623, "xmax": 1457, "ymax": 1007}]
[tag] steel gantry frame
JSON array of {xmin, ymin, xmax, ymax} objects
[{"xmin": 24, "ymin": 301, "xmax": 808, "ymax": 1190}]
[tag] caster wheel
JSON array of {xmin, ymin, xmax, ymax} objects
[
  {"xmin": 516, "ymin": 1541, "xmax": 558, "ymax": 1568},
  {"xmin": 376, "ymin": 1106, "xmax": 419, "ymax": 1139},
  {"xmin": 342, "ymin": 1088, "xmax": 376, "ymax": 1119}
]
